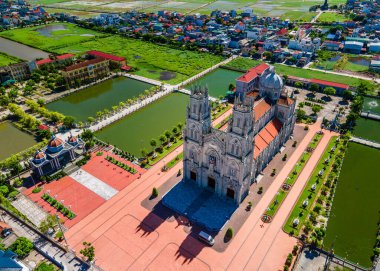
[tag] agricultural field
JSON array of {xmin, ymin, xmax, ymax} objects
[
  {"xmin": 317, "ymin": 12, "xmax": 348, "ymax": 23},
  {"xmin": 225, "ymin": 57, "xmax": 376, "ymax": 89},
  {"xmin": 0, "ymin": 52, "xmax": 22, "ymax": 66},
  {"xmin": 44, "ymin": 7, "xmax": 101, "ymax": 18},
  {"xmin": 0, "ymin": 23, "xmax": 224, "ymax": 84},
  {"xmin": 28, "ymin": 0, "xmax": 346, "ymax": 19},
  {"xmin": 0, "ymin": 23, "xmax": 104, "ymax": 51}
]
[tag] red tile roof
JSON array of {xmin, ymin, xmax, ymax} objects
[
  {"xmin": 254, "ymin": 118, "xmax": 282, "ymax": 159},
  {"xmin": 237, "ymin": 63, "xmax": 269, "ymax": 83},
  {"xmin": 310, "ymin": 78, "xmax": 349, "ymax": 89},
  {"xmin": 253, "ymin": 98, "xmax": 271, "ymax": 120},
  {"xmin": 86, "ymin": 50, "xmax": 125, "ymax": 62},
  {"xmin": 36, "ymin": 54, "xmax": 75, "ymax": 66}
]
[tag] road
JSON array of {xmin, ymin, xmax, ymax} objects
[{"xmin": 0, "ymin": 208, "xmax": 91, "ymax": 271}]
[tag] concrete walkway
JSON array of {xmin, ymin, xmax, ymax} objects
[
  {"xmin": 350, "ymin": 136, "xmax": 380, "ymax": 149},
  {"xmin": 70, "ymin": 170, "xmax": 118, "ymax": 200}
]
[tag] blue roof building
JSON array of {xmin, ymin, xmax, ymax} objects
[{"xmin": 0, "ymin": 250, "xmax": 24, "ymax": 271}]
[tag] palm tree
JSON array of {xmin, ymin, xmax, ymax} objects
[
  {"xmin": 96, "ymin": 111, "xmax": 103, "ymax": 119},
  {"xmin": 172, "ymin": 126, "xmax": 178, "ymax": 135},
  {"xmin": 164, "ymin": 130, "xmax": 171, "ymax": 142},
  {"xmin": 177, "ymin": 122, "xmax": 183, "ymax": 130},
  {"xmin": 119, "ymin": 101, "xmax": 125, "ymax": 108},
  {"xmin": 103, "ymin": 109, "xmax": 110, "ymax": 116},
  {"xmin": 112, "ymin": 106, "xmax": 118, "ymax": 113}
]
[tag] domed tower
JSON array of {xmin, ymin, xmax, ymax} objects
[
  {"xmin": 33, "ymin": 151, "xmax": 46, "ymax": 164},
  {"xmin": 47, "ymin": 135, "xmax": 64, "ymax": 153},
  {"xmin": 259, "ymin": 66, "xmax": 283, "ymax": 102}
]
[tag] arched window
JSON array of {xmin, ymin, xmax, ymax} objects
[{"xmin": 235, "ymin": 145, "xmax": 241, "ymax": 156}]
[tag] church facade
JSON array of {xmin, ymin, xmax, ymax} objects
[{"xmin": 183, "ymin": 64, "xmax": 296, "ymax": 204}]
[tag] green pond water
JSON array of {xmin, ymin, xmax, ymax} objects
[
  {"xmin": 187, "ymin": 68, "xmax": 242, "ymax": 98},
  {"xmin": 0, "ymin": 122, "xmax": 37, "ymax": 160},
  {"xmin": 96, "ymin": 92, "xmax": 188, "ymax": 156},
  {"xmin": 353, "ymin": 118, "xmax": 380, "ymax": 143},
  {"xmin": 362, "ymin": 97, "xmax": 380, "ymax": 115},
  {"xmin": 46, "ymin": 77, "xmax": 152, "ymax": 122},
  {"xmin": 324, "ymin": 142, "xmax": 380, "ymax": 267}
]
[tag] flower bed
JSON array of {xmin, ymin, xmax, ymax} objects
[
  {"xmin": 105, "ymin": 155, "xmax": 137, "ymax": 174},
  {"xmin": 41, "ymin": 193, "xmax": 76, "ymax": 220}
]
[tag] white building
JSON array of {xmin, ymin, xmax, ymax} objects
[{"xmin": 183, "ymin": 65, "xmax": 296, "ymax": 204}]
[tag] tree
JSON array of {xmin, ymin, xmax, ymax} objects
[
  {"xmin": 35, "ymin": 262, "xmax": 55, "ymax": 271},
  {"xmin": 159, "ymin": 135, "xmax": 166, "ymax": 145},
  {"xmin": 296, "ymin": 109, "xmax": 306, "ymax": 120},
  {"xmin": 226, "ymin": 227, "xmax": 234, "ymax": 239},
  {"xmin": 87, "ymin": 117, "xmax": 95, "ymax": 124},
  {"xmin": 150, "ymin": 139, "xmax": 157, "ymax": 149},
  {"xmin": 80, "ymin": 241, "xmax": 95, "ymax": 262},
  {"xmin": 81, "ymin": 129, "xmax": 94, "ymax": 142},
  {"xmin": 0, "ymin": 185, "xmax": 9, "ymax": 196},
  {"xmin": 141, "ymin": 148, "xmax": 148, "ymax": 158},
  {"xmin": 152, "ymin": 187, "xmax": 159, "ymax": 197},
  {"xmin": 63, "ymin": 116, "xmax": 76, "ymax": 128},
  {"xmin": 312, "ymin": 105, "xmax": 322, "ymax": 114},
  {"xmin": 323, "ymin": 87, "xmax": 336, "ymax": 96},
  {"xmin": 5, "ymin": 155, "xmax": 22, "ymax": 179},
  {"xmin": 342, "ymin": 90, "xmax": 352, "ymax": 101},
  {"xmin": 164, "ymin": 130, "xmax": 172, "ymax": 140},
  {"xmin": 39, "ymin": 214, "xmax": 57, "ymax": 234},
  {"xmin": 172, "ymin": 126, "xmax": 178, "ymax": 135},
  {"xmin": 9, "ymin": 237, "xmax": 33, "ymax": 258},
  {"xmin": 294, "ymin": 81, "xmax": 303, "ymax": 90},
  {"xmin": 37, "ymin": 99, "xmax": 45, "ymax": 107},
  {"xmin": 228, "ymin": 83, "xmax": 235, "ymax": 91},
  {"xmin": 309, "ymin": 83, "xmax": 319, "ymax": 93}
]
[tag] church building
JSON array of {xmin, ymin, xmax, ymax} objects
[{"xmin": 183, "ymin": 64, "xmax": 296, "ymax": 204}]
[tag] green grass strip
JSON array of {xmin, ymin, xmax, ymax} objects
[
  {"xmin": 283, "ymin": 136, "xmax": 340, "ymax": 236},
  {"xmin": 264, "ymin": 132, "xmax": 323, "ymax": 218}
]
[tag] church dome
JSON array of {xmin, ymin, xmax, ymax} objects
[
  {"xmin": 33, "ymin": 151, "xmax": 46, "ymax": 164},
  {"xmin": 260, "ymin": 66, "xmax": 283, "ymax": 90},
  {"xmin": 67, "ymin": 135, "xmax": 78, "ymax": 146},
  {"xmin": 47, "ymin": 135, "xmax": 64, "ymax": 153}
]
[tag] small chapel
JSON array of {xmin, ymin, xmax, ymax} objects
[{"xmin": 183, "ymin": 64, "xmax": 296, "ymax": 204}]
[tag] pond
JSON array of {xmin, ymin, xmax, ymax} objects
[
  {"xmin": 353, "ymin": 118, "xmax": 380, "ymax": 143},
  {"xmin": 348, "ymin": 57, "xmax": 370, "ymax": 67},
  {"xmin": 324, "ymin": 142, "xmax": 380, "ymax": 267},
  {"xmin": 36, "ymin": 24, "xmax": 67, "ymax": 37},
  {"xmin": 96, "ymin": 93, "xmax": 188, "ymax": 156},
  {"xmin": 46, "ymin": 77, "xmax": 152, "ymax": 122},
  {"xmin": 0, "ymin": 122, "xmax": 37, "ymax": 161},
  {"xmin": 362, "ymin": 97, "xmax": 380, "ymax": 115},
  {"xmin": 187, "ymin": 68, "xmax": 243, "ymax": 98},
  {"xmin": 0, "ymin": 37, "xmax": 49, "ymax": 61}
]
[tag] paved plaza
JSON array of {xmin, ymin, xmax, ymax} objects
[
  {"xmin": 63, "ymin": 119, "xmax": 338, "ymax": 271},
  {"xmin": 70, "ymin": 170, "xmax": 118, "ymax": 200},
  {"xmin": 12, "ymin": 194, "xmax": 48, "ymax": 227}
]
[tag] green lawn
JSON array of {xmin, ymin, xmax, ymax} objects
[
  {"xmin": 280, "ymin": 11, "xmax": 317, "ymax": 22},
  {"xmin": 0, "ymin": 23, "xmax": 104, "ymax": 51},
  {"xmin": 283, "ymin": 136, "xmax": 339, "ymax": 236},
  {"xmin": 0, "ymin": 52, "xmax": 22, "ymax": 66},
  {"xmin": 324, "ymin": 142, "xmax": 380, "ymax": 267},
  {"xmin": 317, "ymin": 12, "xmax": 348, "ymax": 23},
  {"xmin": 0, "ymin": 23, "xmax": 224, "ymax": 85},
  {"xmin": 225, "ymin": 57, "xmax": 377, "ymax": 89}
]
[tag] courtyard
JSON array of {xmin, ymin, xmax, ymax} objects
[{"xmin": 22, "ymin": 151, "xmax": 145, "ymax": 228}]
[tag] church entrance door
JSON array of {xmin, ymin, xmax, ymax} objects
[
  {"xmin": 208, "ymin": 177, "xmax": 216, "ymax": 190},
  {"xmin": 227, "ymin": 188, "xmax": 235, "ymax": 199},
  {"xmin": 190, "ymin": 171, "xmax": 197, "ymax": 181}
]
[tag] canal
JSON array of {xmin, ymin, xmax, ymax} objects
[
  {"xmin": 46, "ymin": 77, "xmax": 153, "ymax": 122},
  {"xmin": 0, "ymin": 37, "xmax": 49, "ymax": 61},
  {"xmin": 0, "ymin": 122, "xmax": 37, "ymax": 161},
  {"xmin": 96, "ymin": 92, "xmax": 188, "ymax": 156},
  {"xmin": 324, "ymin": 142, "xmax": 380, "ymax": 267},
  {"xmin": 187, "ymin": 68, "xmax": 242, "ymax": 98}
]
